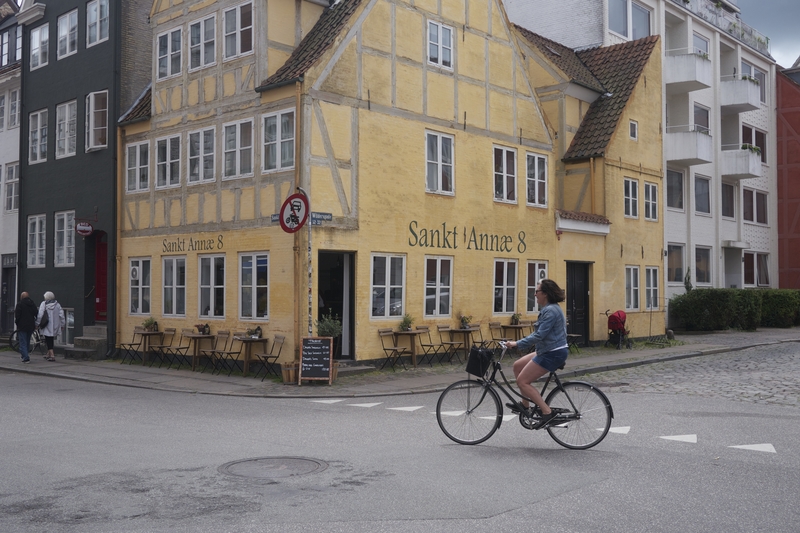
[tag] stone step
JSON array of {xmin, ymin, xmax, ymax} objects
[
  {"xmin": 82, "ymin": 325, "xmax": 107, "ymax": 338},
  {"xmin": 64, "ymin": 346, "xmax": 105, "ymax": 361},
  {"xmin": 335, "ymin": 364, "xmax": 375, "ymax": 377}
]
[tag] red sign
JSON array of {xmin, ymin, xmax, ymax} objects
[
  {"xmin": 279, "ymin": 193, "xmax": 309, "ymax": 233},
  {"xmin": 75, "ymin": 221, "xmax": 94, "ymax": 236}
]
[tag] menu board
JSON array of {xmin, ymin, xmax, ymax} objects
[{"xmin": 299, "ymin": 337, "xmax": 333, "ymax": 384}]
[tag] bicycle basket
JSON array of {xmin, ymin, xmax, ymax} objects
[{"xmin": 466, "ymin": 346, "xmax": 493, "ymax": 377}]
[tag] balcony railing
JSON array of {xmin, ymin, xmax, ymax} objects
[
  {"xmin": 665, "ymin": 52, "xmax": 713, "ymax": 94},
  {"xmin": 719, "ymin": 74, "xmax": 760, "ymax": 113},
  {"xmin": 668, "ymin": 0, "xmax": 770, "ymax": 57},
  {"xmin": 665, "ymin": 124, "xmax": 714, "ymax": 166},
  {"xmin": 720, "ymin": 143, "xmax": 762, "ymax": 179}
]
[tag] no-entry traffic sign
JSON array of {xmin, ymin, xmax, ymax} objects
[{"xmin": 279, "ymin": 192, "xmax": 309, "ymax": 233}]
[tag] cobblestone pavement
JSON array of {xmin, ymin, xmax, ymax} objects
[{"xmin": 588, "ymin": 342, "xmax": 800, "ymax": 407}]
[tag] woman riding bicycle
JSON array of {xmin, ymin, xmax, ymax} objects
[{"xmin": 505, "ymin": 278, "xmax": 568, "ymax": 429}]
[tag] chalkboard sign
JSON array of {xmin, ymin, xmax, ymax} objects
[{"xmin": 299, "ymin": 337, "xmax": 333, "ymax": 385}]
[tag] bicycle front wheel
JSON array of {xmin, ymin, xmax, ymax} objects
[
  {"xmin": 437, "ymin": 379, "xmax": 502, "ymax": 445},
  {"xmin": 545, "ymin": 382, "xmax": 612, "ymax": 450}
]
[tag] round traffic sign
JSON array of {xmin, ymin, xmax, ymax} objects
[
  {"xmin": 279, "ymin": 193, "xmax": 309, "ymax": 233},
  {"xmin": 75, "ymin": 221, "xmax": 94, "ymax": 236}
]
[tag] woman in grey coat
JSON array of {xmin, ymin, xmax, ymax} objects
[{"xmin": 38, "ymin": 291, "xmax": 65, "ymax": 361}]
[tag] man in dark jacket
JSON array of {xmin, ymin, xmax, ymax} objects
[{"xmin": 14, "ymin": 292, "xmax": 38, "ymax": 363}]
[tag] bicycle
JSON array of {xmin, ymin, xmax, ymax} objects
[
  {"xmin": 436, "ymin": 343, "xmax": 613, "ymax": 449},
  {"xmin": 9, "ymin": 329, "xmax": 47, "ymax": 356}
]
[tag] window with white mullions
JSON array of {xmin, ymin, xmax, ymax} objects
[
  {"xmin": 625, "ymin": 266, "xmax": 639, "ymax": 311},
  {"xmin": 741, "ymin": 61, "xmax": 766, "ymax": 103},
  {"xmin": 190, "ymin": 16, "xmax": 216, "ymax": 70},
  {"xmin": 493, "ymin": 259, "xmax": 517, "ymax": 314},
  {"xmin": 163, "ymin": 257, "xmax": 186, "ymax": 316},
  {"xmin": 130, "ymin": 258, "xmax": 151, "ymax": 314},
  {"xmin": 494, "ymin": 147, "xmax": 516, "ymax": 202},
  {"xmin": 200, "ymin": 255, "xmax": 226, "ymax": 318},
  {"xmin": 8, "ymin": 89, "xmax": 19, "ymax": 128},
  {"xmin": 28, "ymin": 214, "xmax": 46, "ymax": 267},
  {"xmin": 742, "ymin": 123, "xmax": 767, "ymax": 164},
  {"xmin": 0, "ymin": 94, "xmax": 6, "ymax": 130},
  {"xmin": 126, "ymin": 142, "xmax": 149, "ymax": 192},
  {"xmin": 743, "ymin": 188, "xmax": 767, "ymax": 224},
  {"xmin": 189, "ymin": 128, "xmax": 215, "ymax": 183},
  {"xmin": 609, "ymin": 0, "xmax": 651, "ymax": 39},
  {"xmin": 224, "ymin": 3, "xmax": 253, "ymax": 59},
  {"xmin": 57, "ymin": 10, "xmax": 78, "ymax": 59},
  {"xmin": 526, "ymin": 153, "xmax": 547, "ymax": 207},
  {"xmin": 667, "ymin": 244, "xmax": 684, "ymax": 283},
  {"xmin": 157, "ymin": 28, "xmax": 182, "ymax": 79},
  {"xmin": 667, "ymin": 169, "xmax": 683, "ymax": 210},
  {"xmin": 240, "ymin": 253, "xmax": 269, "ymax": 320},
  {"xmin": 224, "ymin": 120, "xmax": 253, "ymax": 178},
  {"xmin": 645, "ymin": 266, "xmax": 659, "ymax": 310},
  {"xmin": 4, "ymin": 163, "xmax": 18, "ymax": 212},
  {"xmin": 695, "ymin": 175, "xmax": 710, "ymax": 214},
  {"xmin": 263, "ymin": 111, "xmax": 294, "ymax": 172},
  {"xmin": 624, "ymin": 178, "xmax": 638, "ymax": 218},
  {"xmin": 156, "ymin": 136, "xmax": 181, "ymax": 187},
  {"xmin": 30, "ymin": 24, "xmax": 48, "ymax": 70},
  {"xmin": 426, "ymin": 131, "xmax": 453, "ymax": 194},
  {"xmin": 744, "ymin": 252, "xmax": 769, "ymax": 286},
  {"xmin": 424, "ymin": 256, "xmax": 452, "ymax": 317},
  {"xmin": 54, "ymin": 211, "xmax": 75, "ymax": 267},
  {"xmin": 644, "ymin": 182, "xmax": 658, "ymax": 221},
  {"xmin": 371, "ymin": 254, "xmax": 405, "ymax": 318},
  {"xmin": 526, "ymin": 261, "xmax": 547, "ymax": 313},
  {"xmin": 428, "ymin": 21, "xmax": 453, "ymax": 69},
  {"xmin": 87, "ymin": 0, "xmax": 109, "ymax": 47},
  {"xmin": 29, "ymin": 109, "xmax": 48, "ymax": 163},
  {"xmin": 86, "ymin": 91, "xmax": 108, "ymax": 150},
  {"xmin": 56, "ymin": 101, "xmax": 77, "ymax": 158}
]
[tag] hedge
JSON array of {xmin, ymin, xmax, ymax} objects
[{"xmin": 669, "ymin": 288, "xmax": 799, "ymax": 331}]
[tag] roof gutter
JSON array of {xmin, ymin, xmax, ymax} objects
[{"xmin": 256, "ymin": 76, "xmax": 304, "ymax": 93}]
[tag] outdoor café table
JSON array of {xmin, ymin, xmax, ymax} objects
[
  {"xmin": 450, "ymin": 326, "xmax": 480, "ymax": 360},
  {"xmin": 139, "ymin": 330, "xmax": 164, "ymax": 365},
  {"xmin": 393, "ymin": 329, "xmax": 423, "ymax": 368},
  {"xmin": 502, "ymin": 324, "xmax": 529, "ymax": 341},
  {"xmin": 184, "ymin": 333, "xmax": 215, "ymax": 371},
  {"xmin": 235, "ymin": 336, "xmax": 269, "ymax": 377}
]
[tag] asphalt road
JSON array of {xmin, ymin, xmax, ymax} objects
[{"xmin": 1, "ymin": 343, "xmax": 799, "ymax": 532}]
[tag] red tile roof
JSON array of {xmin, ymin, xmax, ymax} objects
[
  {"xmin": 557, "ymin": 209, "xmax": 611, "ymax": 225},
  {"xmin": 118, "ymin": 84, "xmax": 151, "ymax": 125}
]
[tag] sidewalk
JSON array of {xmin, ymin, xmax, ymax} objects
[{"xmin": 2, "ymin": 328, "xmax": 800, "ymax": 398}]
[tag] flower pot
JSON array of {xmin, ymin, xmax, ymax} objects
[{"xmin": 281, "ymin": 362, "xmax": 298, "ymax": 384}]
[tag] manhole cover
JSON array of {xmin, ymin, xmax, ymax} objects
[{"xmin": 219, "ymin": 457, "xmax": 328, "ymax": 479}]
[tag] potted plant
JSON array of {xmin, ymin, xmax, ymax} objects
[
  {"xmin": 459, "ymin": 314, "xmax": 472, "ymax": 329},
  {"xmin": 316, "ymin": 312, "xmax": 343, "ymax": 338},
  {"xmin": 511, "ymin": 313, "xmax": 522, "ymax": 325},
  {"xmin": 245, "ymin": 326, "xmax": 262, "ymax": 338},
  {"xmin": 142, "ymin": 317, "xmax": 157, "ymax": 331},
  {"xmin": 194, "ymin": 323, "xmax": 210, "ymax": 334},
  {"xmin": 398, "ymin": 313, "xmax": 414, "ymax": 331}
]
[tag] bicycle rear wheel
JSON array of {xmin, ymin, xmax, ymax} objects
[
  {"xmin": 545, "ymin": 382, "xmax": 612, "ymax": 450},
  {"xmin": 437, "ymin": 379, "xmax": 502, "ymax": 445},
  {"xmin": 9, "ymin": 331, "xmax": 21, "ymax": 353}
]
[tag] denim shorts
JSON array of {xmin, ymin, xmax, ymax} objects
[{"xmin": 533, "ymin": 347, "xmax": 569, "ymax": 372}]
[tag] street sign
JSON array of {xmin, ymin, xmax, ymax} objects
[
  {"xmin": 271, "ymin": 214, "xmax": 279, "ymax": 223},
  {"xmin": 75, "ymin": 221, "xmax": 94, "ymax": 236},
  {"xmin": 279, "ymin": 193, "xmax": 309, "ymax": 233}
]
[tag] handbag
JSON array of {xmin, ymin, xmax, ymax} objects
[
  {"xmin": 38, "ymin": 308, "xmax": 49, "ymax": 329},
  {"xmin": 466, "ymin": 346, "xmax": 493, "ymax": 377}
]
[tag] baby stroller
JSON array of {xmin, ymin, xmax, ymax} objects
[{"xmin": 604, "ymin": 310, "xmax": 632, "ymax": 349}]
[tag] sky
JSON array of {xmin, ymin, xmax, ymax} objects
[{"xmin": 733, "ymin": 0, "xmax": 800, "ymax": 68}]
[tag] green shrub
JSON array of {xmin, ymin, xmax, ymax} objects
[
  {"xmin": 760, "ymin": 290, "xmax": 800, "ymax": 328},
  {"xmin": 669, "ymin": 289, "xmax": 736, "ymax": 331},
  {"xmin": 732, "ymin": 290, "xmax": 762, "ymax": 331}
]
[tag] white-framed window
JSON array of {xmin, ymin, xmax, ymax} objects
[
  {"xmin": 8, "ymin": 89, "xmax": 19, "ymax": 128},
  {"xmin": 645, "ymin": 266, "xmax": 659, "ymax": 310},
  {"xmin": 30, "ymin": 23, "xmax": 49, "ymax": 70},
  {"xmin": 424, "ymin": 256, "xmax": 452, "ymax": 317},
  {"xmin": 629, "ymin": 120, "xmax": 638, "ymax": 141},
  {"xmin": 29, "ymin": 109, "xmax": 48, "ymax": 163},
  {"xmin": 223, "ymin": 2, "xmax": 253, "ymax": 59},
  {"xmin": 27, "ymin": 214, "xmax": 46, "ymax": 268},
  {"xmin": 743, "ymin": 188, "xmax": 768, "ymax": 224},
  {"xmin": 126, "ymin": 142, "xmax": 149, "ymax": 192},
  {"xmin": 87, "ymin": 0, "xmax": 109, "ymax": 47},
  {"xmin": 4, "ymin": 163, "xmax": 18, "ymax": 212},
  {"xmin": 722, "ymin": 182, "xmax": 735, "ymax": 218},
  {"xmin": 493, "ymin": 259, "xmax": 517, "ymax": 314},
  {"xmin": 199, "ymin": 255, "xmax": 226, "ymax": 318},
  {"xmin": 57, "ymin": 10, "xmax": 78, "ymax": 59},
  {"xmin": 624, "ymin": 178, "xmax": 638, "ymax": 218},
  {"xmin": 163, "ymin": 256, "xmax": 186, "ymax": 316},
  {"xmin": 1, "ymin": 29, "xmax": 10, "ymax": 66},
  {"xmin": 156, "ymin": 135, "xmax": 181, "ymax": 187},
  {"xmin": 157, "ymin": 28, "xmax": 182, "ymax": 80},
  {"xmin": 493, "ymin": 146, "xmax": 516, "ymax": 203},
  {"xmin": 16, "ymin": 25, "xmax": 21, "ymax": 61},
  {"xmin": 526, "ymin": 261, "xmax": 548, "ymax": 313},
  {"xmin": 223, "ymin": 119, "xmax": 253, "ymax": 179},
  {"xmin": 526, "ymin": 153, "xmax": 547, "ymax": 207},
  {"xmin": 86, "ymin": 91, "xmax": 108, "ymax": 150},
  {"xmin": 240, "ymin": 252, "xmax": 269, "ymax": 320},
  {"xmin": 667, "ymin": 169, "xmax": 683, "ymax": 210},
  {"xmin": 695, "ymin": 175, "xmax": 710, "ymax": 214},
  {"xmin": 695, "ymin": 246, "xmax": 712, "ymax": 284},
  {"xmin": 693, "ymin": 33, "xmax": 709, "ymax": 56},
  {"xmin": 263, "ymin": 110, "xmax": 294, "ymax": 172},
  {"xmin": 58, "ymin": 308, "xmax": 75, "ymax": 345},
  {"xmin": 189, "ymin": 16, "xmax": 216, "ymax": 70},
  {"xmin": 427, "ymin": 21, "xmax": 453, "ymax": 69},
  {"xmin": 609, "ymin": 0, "xmax": 651, "ymax": 39},
  {"xmin": 188, "ymin": 128, "xmax": 215, "ymax": 183},
  {"xmin": 625, "ymin": 266, "xmax": 639, "ymax": 311},
  {"xmin": 744, "ymin": 252, "xmax": 770, "ymax": 287},
  {"xmin": 54, "ymin": 211, "xmax": 75, "ymax": 267},
  {"xmin": 644, "ymin": 182, "xmax": 657, "ymax": 221},
  {"xmin": 129, "ymin": 258, "xmax": 151, "ymax": 315},
  {"xmin": 371, "ymin": 254, "xmax": 405, "ymax": 318},
  {"xmin": 742, "ymin": 123, "xmax": 767, "ymax": 164},
  {"xmin": 0, "ymin": 93, "xmax": 4, "ymax": 130},
  {"xmin": 741, "ymin": 61, "xmax": 766, "ymax": 103},
  {"xmin": 56, "ymin": 100, "xmax": 77, "ymax": 158},
  {"xmin": 425, "ymin": 131, "xmax": 454, "ymax": 194},
  {"xmin": 667, "ymin": 244, "xmax": 684, "ymax": 284},
  {"xmin": 694, "ymin": 103, "xmax": 710, "ymax": 134}
]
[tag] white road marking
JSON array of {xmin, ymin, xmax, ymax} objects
[
  {"xmin": 311, "ymin": 399, "xmax": 345, "ymax": 404},
  {"xmin": 660, "ymin": 434, "xmax": 697, "ymax": 443},
  {"xmin": 387, "ymin": 406, "xmax": 424, "ymax": 411},
  {"xmin": 439, "ymin": 410, "xmax": 466, "ymax": 416},
  {"xmin": 729, "ymin": 443, "xmax": 776, "ymax": 453},
  {"xmin": 347, "ymin": 402, "xmax": 383, "ymax": 408},
  {"xmin": 608, "ymin": 426, "xmax": 631, "ymax": 434}
]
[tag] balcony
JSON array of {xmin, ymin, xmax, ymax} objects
[
  {"xmin": 720, "ymin": 76, "xmax": 761, "ymax": 114},
  {"xmin": 721, "ymin": 145, "xmax": 762, "ymax": 180},
  {"xmin": 665, "ymin": 127, "xmax": 714, "ymax": 166},
  {"xmin": 665, "ymin": 54, "xmax": 712, "ymax": 95}
]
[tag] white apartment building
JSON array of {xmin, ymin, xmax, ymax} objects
[{"xmin": 505, "ymin": 0, "xmax": 778, "ymax": 316}]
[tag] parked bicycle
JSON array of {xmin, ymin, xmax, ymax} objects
[
  {"xmin": 9, "ymin": 329, "xmax": 46, "ymax": 357},
  {"xmin": 436, "ymin": 343, "xmax": 613, "ymax": 449}
]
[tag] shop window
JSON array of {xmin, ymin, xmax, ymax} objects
[
  {"xmin": 526, "ymin": 153, "xmax": 547, "ymax": 207},
  {"xmin": 29, "ymin": 109, "xmax": 48, "ymax": 163},
  {"xmin": 427, "ymin": 21, "xmax": 452, "ymax": 69},
  {"xmin": 695, "ymin": 175, "xmax": 710, "ymax": 214},
  {"xmin": 126, "ymin": 142, "xmax": 149, "ymax": 192},
  {"xmin": 130, "ymin": 258, "xmax": 151, "ymax": 315},
  {"xmin": 190, "ymin": 15, "xmax": 216, "ymax": 70},
  {"xmin": 695, "ymin": 247, "xmax": 711, "ymax": 284},
  {"xmin": 224, "ymin": 2, "xmax": 253, "ymax": 59},
  {"xmin": 156, "ymin": 135, "xmax": 181, "ymax": 187},
  {"xmin": 223, "ymin": 119, "xmax": 253, "ymax": 179},
  {"xmin": 188, "ymin": 128, "xmax": 215, "ymax": 183},
  {"xmin": 56, "ymin": 100, "xmax": 77, "ymax": 158},
  {"xmin": 493, "ymin": 146, "xmax": 516, "ymax": 203},
  {"xmin": 624, "ymin": 178, "xmax": 639, "ymax": 218},
  {"xmin": 86, "ymin": 91, "xmax": 108, "ymax": 150},
  {"xmin": 424, "ymin": 256, "xmax": 452, "ymax": 317},
  {"xmin": 667, "ymin": 170, "xmax": 683, "ymax": 209},
  {"xmin": 526, "ymin": 261, "xmax": 548, "ymax": 313},
  {"xmin": 87, "ymin": 0, "xmax": 109, "ymax": 47},
  {"xmin": 493, "ymin": 259, "xmax": 517, "ymax": 314},
  {"xmin": 263, "ymin": 110, "xmax": 294, "ymax": 172},
  {"xmin": 371, "ymin": 254, "xmax": 405, "ymax": 318},
  {"xmin": 744, "ymin": 252, "xmax": 770, "ymax": 286},
  {"xmin": 200, "ymin": 255, "xmax": 225, "ymax": 318},
  {"xmin": 240, "ymin": 252, "xmax": 269, "ymax": 319},
  {"xmin": 157, "ymin": 28, "xmax": 182, "ymax": 79},
  {"xmin": 54, "ymin": 211, "xmax": 75, "ymax": 267},
  {"xmin": 644, "ymin": 182, "xmax": 658, "ymax": 221},
  {"xmin": 625, "ymin": 266, "xmax": 639, "ymax": 311},
  {"xmin": 426, "ymin": 131, "xmax": 454, "ymax": 194},
  {"xmin": 667, "ymin": 244, "xmax": 684, "ymax": 283},
  {"xmin": 163, "ymin": 257, "xmax": 186, "ymax": 316},
  {"xmin": 57, "ymin": 10, "xmax": 78, "ymax": 59},
  {"xmin": 30, "ymin": 23, "xmax": 49, "ymax": 70},
  {"xmin": 645, "ymin": 266, "xmax": 659, "ymax": 310}
]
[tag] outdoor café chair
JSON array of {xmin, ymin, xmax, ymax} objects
[
  {"xmin": 164, "ymin": 328, "xmax": 194, "ymax": 369},
  {"xmin": 200, "ymin": 330, "xmax": 230, "ymax": 374},
  {"xmin": 468, "ymin": 323, "xmax": 491, "ymax": 348},
  {"xmin": 119, "ymin": 326, "xmax": 145, "ymax": 364},
  {"xmin": 489, "ymin": 321, "xmax": 512, "ymax": 348},
  {"xmin": 436, "ymin": 325, "xmax": 464, "ymax": 364},
  {"xmin": 415, "ymin": 325, "xmax": 444, "ymax": 366},
  {"xmin": 378, "ymin": 328, "xmax": 409, "ymax": 371},
  {"xmin": 147, "ymin": 327, "xmax": 175, "ymax": 368},
  {"xmin": 214, "ymin": 333, "xmax": 246, "ymax": 376},
  {"xmin": 253, "ymin": 335, "xmax": 285, "ymax": 381}
]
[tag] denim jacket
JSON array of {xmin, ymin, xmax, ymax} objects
[{"xmin": 515, "ymin": 303, "xmax": 567, "ymax": 355}]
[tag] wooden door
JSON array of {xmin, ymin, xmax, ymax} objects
[
  {"xmin": 566, "ymin": 262, "xmax": 590, "ymax": 346},
  {"xmin": 95, "ymin": 234, "xmax": 108, "ymax": 322}
]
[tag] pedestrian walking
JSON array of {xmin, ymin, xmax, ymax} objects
[
  {"xmin": 14, "ymin": 292, "xmax": 38, "ymax": 364},
  {"xmin": 38, "ymin": 292, "xmax": 65, "ymax": 362}
]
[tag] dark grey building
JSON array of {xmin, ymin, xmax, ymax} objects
[{"xmin": 16, "ymin": 0, "xmax": 149, "ymax": 354}]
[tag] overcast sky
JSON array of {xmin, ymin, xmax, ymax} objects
[{"xmin": 734, "ymin": 0, "xmax": 799, "ymax": 68}]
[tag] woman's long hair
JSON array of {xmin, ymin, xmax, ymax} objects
[{"xmin": 539, "ymin": 279, "xmax": 565, "ymax": 304}]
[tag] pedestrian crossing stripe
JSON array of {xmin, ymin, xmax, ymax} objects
[
  {"xmin": 660, "ymin": 434, "xmax": 697, "ymax": 443},
  {"xmin": 347, "ymin": 402, "xmax": 383, "ymax": 408},
  {"xmin": 729, "ymin": 443, "xmax": 776, "ymax": 453},
  {"xmin": 608, "ymin": 426, "xmax": 631, "ymax": 434},
  {"xmin": 387, "ymin": 406, "xmax": 424, "ymax": 411},
  {"xmin": 311, "ymin": 399, "xmax": 345, "ymax": 404}
]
